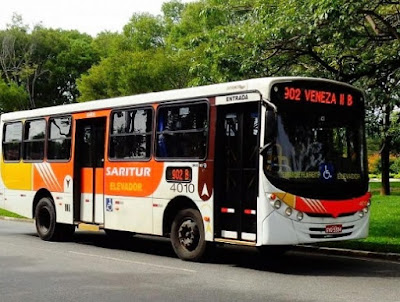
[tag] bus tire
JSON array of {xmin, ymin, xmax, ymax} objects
[
  {"xmin": 35, "ymin": 197, "xmax": 61, "ymax": 241},
  {"xmin": 171, "ymin": 208, "xmax": 206, "ymax": 261}
]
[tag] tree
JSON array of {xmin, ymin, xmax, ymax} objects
[
  {"xmin": 78, "ymin": 10, "xmax": 193, "ymax": 101},
  {"xmin": 0, "ymin": 16, "xmax": 99, "ymax": 110},
  {"xmin": 29, "ymin": 27, "xmax": 99, "ymax": 106},
  {"xmin": 0, "ymin": 78, "xmax": 29, "ymax": 112},
  {"xmin": 123, "ymin": 13, "xmax": 166, "ymax": 51},
  {"xmin": 188, "ymin": 0, "xmax": 400, "ymax": 194},
  {"xmin": 76, "ymin": 0, "xmax": 400, "ymax": 196}
]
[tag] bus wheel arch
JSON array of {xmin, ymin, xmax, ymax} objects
[
  {"xmin": 32, "ymin": 188, "xmax": 54, "ymax": 219},
  {"xmin": 163, "ymin": 196, "xmax": 207, "ymax": 261},
  {"xmin": 162, "ymin": 196, "xmax": 198, "ymax": 237}
]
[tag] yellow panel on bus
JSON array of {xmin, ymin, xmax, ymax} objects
[{"xmin": 1, "ymin": 161, "xmax": 32, "ymax": 190}]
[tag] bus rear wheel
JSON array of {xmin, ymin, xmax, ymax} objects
[
  {"xmin": 171, "ymin": 208, "xmax": 206, "ymax": 261},
  {"xmin": 35, "ymin": 197, "xmax": 62, "ymax": 241}
]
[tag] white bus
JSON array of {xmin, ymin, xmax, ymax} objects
[{"xmin": 0, "ymin": 77, "xmax": 370, "ymax": 261}]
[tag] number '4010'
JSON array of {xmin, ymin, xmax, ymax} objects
[{"xmin": 170, "ymin": 183, "xmax": 195, "ymax": 193}]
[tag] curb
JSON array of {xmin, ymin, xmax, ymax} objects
[
  {"xmin": 0, "ymin": 216, "xmax": 33, "ymax": 223},
  {"xmin": 294, "ymin": 245, "xmax": 400, "ymax": 262}
]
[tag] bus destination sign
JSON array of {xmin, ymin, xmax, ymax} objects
[
  {"xmin": 283, "ymin": 86, "xmax": 353, "ymax": 106},
  {"xmin": 271, "ymin": 81, "xmax": 363, "ymax": 109},
  {"xmin": 166, "ymin": 167, "xmax": 192, "ymax": 183}
]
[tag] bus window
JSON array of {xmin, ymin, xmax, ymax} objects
[
  {"xmin": 48, "ymin": 116, "xmax": 72, "ymax": 161},
  {"xmin": 156, "ymin": 102, "xmax": 208, "ymax": 160},
  {"xmin": 2, "ymin": 122, "xmax": 23, "ymax": 161},
  {"xmin": 109, "ymin": 107, "xmax": 153, "ymax": 160},
  {"xmin": 23, "ymin": 119, "xmax": 46, "ymax": 161}
]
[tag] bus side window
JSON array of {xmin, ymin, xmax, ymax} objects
[
  {"xmin": 23, "ymin": 119, "xmax": 46, "ymax": 161},
  {"xmin": 2, "ymin": 122, "xmax": 23, "ymax": 161},
  {"xmin": 48, "ymin": 116, "xmax": 72, "ymax": 161},
  {"xmin": 157, "ymin": 114, "xmax": 168, "ymax": 157},
  {"xmin": 156, "ymin": 102, "xmax": 208, "ymax": 160},
  {"xmin": 109, "ymin": 107, "xmax": 153, "ymax": 160}
]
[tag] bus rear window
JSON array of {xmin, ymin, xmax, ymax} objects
[{"xmin": 3, "ymin": 122, "xmax": 23, "ymax": 161}]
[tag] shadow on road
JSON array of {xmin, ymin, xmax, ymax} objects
[{"xmin": 27, "ymin": 230, "xmax": 400, "ymax": 278}]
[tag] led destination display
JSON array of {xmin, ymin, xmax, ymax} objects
[{"xmin": 271, "ymin": 80, "xmax": 364, "ymax": 110}]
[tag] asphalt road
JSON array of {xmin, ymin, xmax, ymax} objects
[{"xmin": 1, "ymin": 219, "xmax": 400, "ymax": 302}]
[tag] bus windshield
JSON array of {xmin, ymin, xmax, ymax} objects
[{"xmin": 263, "ymin": 80, "xmax": 368, "ymax": 199}]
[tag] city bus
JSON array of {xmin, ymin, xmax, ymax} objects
[{"xmin": 0, "ymin": 77, "xmax": 370, "ymax": 261}]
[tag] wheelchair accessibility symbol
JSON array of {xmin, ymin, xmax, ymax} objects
[
  {"xmin": 319, "ymin": 163, "xmax": 334, "ymax": 181},
  {"xmin": 106, "ymin": 198, "xmax": 113, "ymax": 212}
]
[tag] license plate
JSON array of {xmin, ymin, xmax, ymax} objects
[{"xmin": 325, "ymin": 224, "xmax": 342, "ymax": 234}]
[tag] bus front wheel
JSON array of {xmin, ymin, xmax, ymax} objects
[{"xmin": 171, "ymin": 208, "xmax": 206, "ymax": 261}]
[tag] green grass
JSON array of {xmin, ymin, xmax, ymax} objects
[
  {"xmin": 319, "ymin": 182, "xmax": 400, "ymax": 253},
  {"xmin": 0, "ymin": 208, "xmax": 26, "ymax": 219}
]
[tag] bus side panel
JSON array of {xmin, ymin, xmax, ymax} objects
[
  {"xmin": 3, "ymin": 190, "xmax": 35, "ymax": 219},
  {"xmin": 104, "ymin": 195, "xmax": 153, "ymax": 233},
  {"xmin": 33, "ymin": 162, "xmax": 74, "ymax": 224},
  {"xmin": 152, "ymin": 98, "xmax": 216, "ymax": 241},
  {"xmin": 1, "ymin": 161, "xmax": 33, "ymax": 218},
  {"xmin": 152, "ymin": 162, "xmax": 214, "ymax": 242},
  {"xmin": 0, "ymin": 180, "xmax": 4, "ymax": 210},
  {"xmin": 103, "ymin": 160, "xmax": 164, "ymax": 233}
]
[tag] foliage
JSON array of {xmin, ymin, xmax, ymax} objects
[
  {"xmin": 0, "ymin": 78, "xmax": 29, "ymax": 112},
  {"xmin": 368, "ymin": 153, "xmax": 381, "ymax": 175},
  {"xmin": 0, "ymin": 15, "xmax": 99, "ymax": 111},
  {"xmin": 390, "ymin": 156, "xmax": 400, "ymax": 174},
  {"xmin": 368, "ymin": 152, "xmax": 398, "ymax": 174},
  {"xmin": 77, "ymin": 7, "xmax": 196, "ymax": 101}
]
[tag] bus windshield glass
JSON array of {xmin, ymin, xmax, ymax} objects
[{"xmin": 264, "ymin": 80, "xmax": 368, "ymax": 199}]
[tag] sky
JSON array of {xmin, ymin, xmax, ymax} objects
[{"xmin": 0, "ymin": 0, "xmax": 193, "ymax": 36}]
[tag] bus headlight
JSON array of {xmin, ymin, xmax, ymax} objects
[
  {"xmin": 297, "ymin": 212, "xmax": 304, "ymax": 221},
  {"xmin": 363, "ymin": 207, "xmax": 369, "ymax": 213},
  {"xmin": 359, "ymin": 211, "xmax": 364, "ymax": 218},
  {"xmin": 273, "ymin": 200, "xmax": 281, "ymax": 209},
  {"xmin": 285, "ymin": 207, "xmax": 293, "ymax": 216}
]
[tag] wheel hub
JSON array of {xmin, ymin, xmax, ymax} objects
[{"xmin": 178, "ymin": 219, "xmax": 199, "ymax": 251}]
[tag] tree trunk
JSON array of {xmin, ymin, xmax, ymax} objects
[
  {"xmin": 380, "ymin": 103, "xmax": 391, "ymax": 195},
  {"xmin": 380, "ymin": 139, "xmax": 390, "ymax": 195}
]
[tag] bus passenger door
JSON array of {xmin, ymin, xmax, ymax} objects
[
  {"xmin": 74, "ymin": 118, "xmax": 106, "ymax": 224},
  {"xmin": 214, "ymin": 103, "xmax": 260, "ymax": 242}
]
